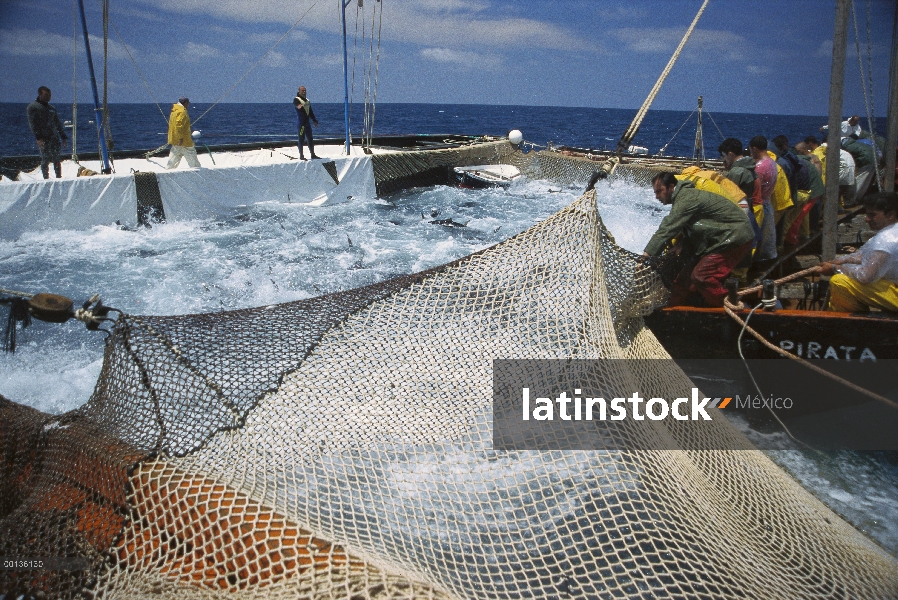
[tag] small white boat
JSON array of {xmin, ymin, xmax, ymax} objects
[
  {"xmin": 453, "ymin": 164, "xmax": 521, "ymax": 189},
  {"xmin": 63, "ymin": 120, "xmax": 74, "ymax": 128}
]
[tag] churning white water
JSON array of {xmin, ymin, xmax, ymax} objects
[{"xmin": 0, "ymin": 176, "xmax": 895, "ymax": 557}]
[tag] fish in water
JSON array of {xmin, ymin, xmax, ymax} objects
[{"xmin": 430, "ymin": 218, "xmax": 469, "ymax": 228}]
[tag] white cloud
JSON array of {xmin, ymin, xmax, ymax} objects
[
  {"xmin": 182, "ymin": 41, "xmax": 223, "ymax": 61},
  {"xmin": 610, "ymin": 27, "xmax": 746, "ymax": 61},
  {"xmin": 264, "ymin": 50, "xmax": 287, "ymax": 67},
  {"xmin": 0, "ymin": 28, "xmax": 71, "ymax": 56},
  {"xmin": 299, "ymin": 52, "xmax": 344, "ymax": 68},
  {"xmin": 138, "ymin": 0, "xmax": 588, "ymax": 52},
  {"xmin": 419, "ymin": 47, "xmax": 503, "ymax": 70},
  {"xmin": 0, "ymin": 27, "xmax": 134, "ymax": 61},
  {"xmin": 746, "ymin": 65, "xmax": 771, "ymax": 75}
]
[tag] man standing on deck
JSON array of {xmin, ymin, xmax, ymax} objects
[
  {"xmin": 166, "ymin": 97, "xmax": 201, "ymax": 169},
  {"xmin": 749, "ymin": 136, "xmax": 779, "ymax": 263},
  {"xmin": 27, "ymin": 86, "xmax": 68, "ymax": 179},
  {"xmin": 293, "ymin": 86, "xmax": 320, "ymax": 160},
  {"xmin": 820, "ymin": 115, "xmax": 862, "ymax": 139},
  {"xmin": 817, "ymin": 192, "xmax": 898, "ymax": 312},
  {"xmin": 642, "ymin": 172, "xmax": 754, "ymax": 307}
]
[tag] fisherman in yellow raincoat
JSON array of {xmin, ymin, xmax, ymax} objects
[
  {"xmin": 818, "ymin": 193, "xmax": 898, "ymax": 312},
  {"xmin": 166, "ymin": 97, "xmax": 200, "ymax": 169}
]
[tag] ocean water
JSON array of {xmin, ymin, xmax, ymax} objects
[
  {"xmin": 1, "ymin": 101, "xmax": 890, "ymax": 160},
  {"xmin": 1, "ymin": 103, "xmax": 896, "ymax": 559}
]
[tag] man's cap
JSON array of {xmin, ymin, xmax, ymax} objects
[{"xmin": 179, "ymin": 96, "xmax": 190, "ymax": 105}]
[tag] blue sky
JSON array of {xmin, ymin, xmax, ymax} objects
[{"xmin": 1, "ymin": 0, "xmax": 895, "ymax": 116}]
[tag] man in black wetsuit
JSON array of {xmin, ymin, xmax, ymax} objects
[
  {"xmin": 293, "ymin": 86, "xmax": 319, "ymax": 160},
  {"xmin": 27, "ymin": 86, "xmax": 68, "ymax": 179}
]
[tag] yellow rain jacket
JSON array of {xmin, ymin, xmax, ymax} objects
[
  {"xmin": 767, "ymin": 150, "xmax": 793, "ymax": 220},
  {"xmin": 812, "ymin": 145, "xmax": 828, "ymax": 184},
  {"xmin": 167, "ymin": 103, "xmax": 194, "ymax": 147},
  {"xmin": 677, "ymin": 166, "xmax": 747, "ymax": 205}
]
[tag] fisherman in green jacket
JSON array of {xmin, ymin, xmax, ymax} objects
[{"xmin": 643, "ymin": 172, "xmax": 754, "ymax": 307}]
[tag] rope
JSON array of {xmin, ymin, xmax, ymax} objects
[
  {"xmin": 369, "ymin": 1, "xmax": 383, "ymax": 146},
  {"xmin": 734, "ymin": 301, "xmax": 814, "ymax": 450},
  {"xmin": 657, "ymin": 108, "xmax": 696, "ymax": 156},
  {"xmin": 0, "ymin": 287, "xmax": 34, "ymax": 300},
  {"xmin": 71, "ymin": 0, "xmax": 78, "ymax": 162},
  {"xmin": 107, "ymin": 18, "xmax": 168, "ymax": 125},
  {"xmin": 617, "ymin": 0, "xmax": 710, "ymax": 154},
  {"xmin": 723, "ymin": 296, "xmax": 898, "ymax": 411},
  {"xmin": 101, "ymin": 0, "xmax": 115, "ymax": 154},
  {"xmin": 193, "ymin": 0, "xmax": 322, "ymax": 125},
  {"xmin": 347, "ymin": 0, "xmax": 362, "ymax": 150},
  {"xmin": 703, "ymin": 110, "xmax": 727, "ymax": 145},
  {"xmin": 852, "ymin": 0, "xmax": 883, "ymax": 191},
  {"xmin": 362, "ymin": 0, "xmax": 382, "ymax": 147},
  {"xmin": 735, "ymin": 266, "xmax": 822, "ymax": 298},
  {"xmin": 143, "ymin": 143, "xmax": 170, "ymax": 159}
]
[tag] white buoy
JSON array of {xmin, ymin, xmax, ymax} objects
[
  {"xmin": 508, "ymin": 129, "xmax": 523, "ymax": 145},
  {"xmin": 192, "ymin": 130, "xmax": 201, "ymax": 139}
]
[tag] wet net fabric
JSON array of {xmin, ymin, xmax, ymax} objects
[{"xmin": 2, "ymin": 187, "xmax": 898, "ymax": 599}]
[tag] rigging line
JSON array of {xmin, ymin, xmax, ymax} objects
[
  {"xmin": 369, "ymin": 0, "xmax": 383, "ymax": 147},
  {"xmin": 851, "ymin": 0, "xmax": 883, "ymax": 191},
  {"xmin": 72, "ymin": 0, "xmax": 78, "ymax": 162},
  {"xmin": 102, "ymin": 0, "xmax": 113, "ymax": 150},
  {"xmin": 703, "ymin": 110, "xmax": 726, "ymax": 143},
  {"xmin": 363, "ymin": 1, "xmax": 372, "ymax": 146},
  {"xmin": 106, "ymin": 18, "xmax": 168, "ymax": 124},
  {"xmin": 618, "ymin": 0, "xmax": 710, "ymax": 153},
  {"xmin": 864, "ymin": 0, "xmax": 884, "ymax": 191},
  {"xmin": 364, "ymin": 0, "xmax": 381, "ymax": 146},
  {"xmin": 194, "ymin": 0, "xmax": 322, "ymax": 125},
  {"xmin": 348, "ymin": 0, "xmax": 362, "ymax": 146},
  {"xmin": 657, "ymin": 108, "xmax": 696, "ymax": 155}
]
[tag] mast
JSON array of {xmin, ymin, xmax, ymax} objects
[
  {"xmin": 76, "ymin": 0, "xmax": 111, "ymax": 174},
  {"xmin": 693, "ymin": 96, "xmax": 704, "ymax": 162},
  {"xmin": 822, "ymin": 0, "xmax": 852, "ymax": 262},
  {"xmin": 341, "ymin": 0, "xmax": 352, "ymax": 155}
]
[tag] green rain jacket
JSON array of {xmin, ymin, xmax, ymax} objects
[{"xmin": 644, "ymin": 179, "xmax": 754, "ymax": 258}]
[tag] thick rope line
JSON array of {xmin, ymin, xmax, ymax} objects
[
  {"xmin": 735, "ymin": 266, "xmax": 822, "ymax": 298},
  {"xmin": 193, "ymin": 0, "xmax": 322, "ymax": 125},
  {"xmin": 618, "ymin": 0, "xmax": 710, "ymax": 153},
  {"xmin": 723, "ymin": 297, "xmax": 898, "ymax": 411}
]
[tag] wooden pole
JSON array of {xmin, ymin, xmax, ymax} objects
[
  {"xmin": 823, "ymin": 0, "xmax": 852, "ymax": 262},
  {"xmin": 884, "ymin": 3, "xmax": 898, "ymax": 193}
]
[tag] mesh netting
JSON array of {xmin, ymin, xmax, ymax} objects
[{"xmin": 2, "ymin": 178, "xmax": 898, "ymax": 598}]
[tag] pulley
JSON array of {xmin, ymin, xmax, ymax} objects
[{"xmin": 28, "ymin": 293, "xmax": 75, "ymax": 323}]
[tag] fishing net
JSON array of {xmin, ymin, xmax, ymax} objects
[{"xmin": 2, "ymin": 172, "xmax": 898, "ymax": 599}]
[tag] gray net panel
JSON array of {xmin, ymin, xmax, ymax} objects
[{"xmin": 2, "ymin": 182, "xmax": 897, "ymax": 598}]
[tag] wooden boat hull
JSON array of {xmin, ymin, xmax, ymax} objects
[{"xmin": 644, "ymin": 306, "xmax": 898, "ymax": 361}]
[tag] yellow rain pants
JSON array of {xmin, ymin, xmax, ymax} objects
[{"xmin": 828, "ymin": 273, "xmax": 898, "ymax": 312}]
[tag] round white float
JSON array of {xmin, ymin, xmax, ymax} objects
[{"xmin": 508, "ymin": 129, "xmax": 523, "ymax": 145}]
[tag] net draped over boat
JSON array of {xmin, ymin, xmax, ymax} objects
[{"xmin": 2, "ymin": 182, "xmax": 898, "ymax": 598}]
